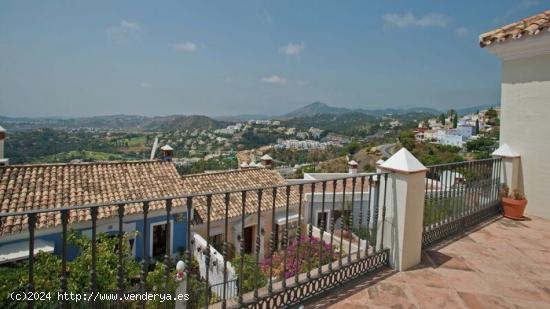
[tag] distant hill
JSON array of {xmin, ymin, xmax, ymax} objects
[
  {"xmin": 146, "ymin": 115, "xmax": 226, "ymax": 131},
  {"xmin": 277, "ymin": 102, "xmax": 440, "ymax": 120},
  {"xmin": 279, "ymin": 102, "xmax": 351, "ymax": 119},
  {"xmin": 455, "ymin": 104, "xmax": 498, "ymax": 116},
  {"xmin": 214, "ymin": 114, "xmax": 271, "ymax": 122},
  {"xmin": 0, "ymin": 115, "xmax": 226, "ymax": 131},
  {"xmin": 283, "ymin": 112, "xmax": 378, "ymax": 136}
]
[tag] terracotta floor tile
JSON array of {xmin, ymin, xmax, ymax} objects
[
  {"xmin": 457, "ymin": 292, "xmax": 516, "ymax": 309},
  {"xmin": 402, "ymin": 267, "xmax": 450, "ymax": 289},
  {"xmin": 362, "ymin": 281, "xmax": 418, "ymax": 308},
  {"xmin": 424, "ymin": 250, "xmax": 473, "ymax": 271},
  {"xmin": 313, "ymin": 217, "xmax": 550, "ymax": 309},
  {"xmin": 502, "ymin": 297, "xmax": 550, "ymax": 309},
  {"xmin": 437, "ymin": 268, "xmax": 492, "ymax": 295},
  {"xmin": 480, "ymin": 273, "xmax": 549, "ymax": 302},
  {"xmin": 408, "ymin": 285, "xmax": 465, "ymax": 309}
]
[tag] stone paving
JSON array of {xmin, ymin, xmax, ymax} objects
[{"xmin": 313, "ymin": 216, "xmax": 550, "ymax": 309}]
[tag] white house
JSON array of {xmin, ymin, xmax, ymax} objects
[{"xmin": 481, "ymin": 9, "xmax": 550, "ymax": 218}]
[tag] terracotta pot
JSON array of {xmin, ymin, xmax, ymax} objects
[{"xmin": 502, "ymin": 197, "xmax": 527, "ymax": 220}]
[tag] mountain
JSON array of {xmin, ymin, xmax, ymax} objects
[
  {"xmin": 214, "ymin": 114, "xmax": 272, "ymax": 122},
  {"xmin": 277, "ymin": 102, "xmax": 440, "ymax": 120},
  {"xmin": 455, "ymin": 104, "xmax": 498, "ymax": 116},
  {"xmin": 146, "ymin": 115, "xmax": 226, "ymax": 130},
  {"xmin": 279, "ymin": 102, "xmax": 351, "ymax": 119},
  {"xmin": 283, "ymin": 112, "xmax": 378, "ymax": 136},
  {"xmin": 0, "ymin": 115, "xmax": 226, "ymax": 131}
]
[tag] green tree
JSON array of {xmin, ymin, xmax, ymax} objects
[
  {"xmin": 399, "ymin": 131, "xmax": 416, "ymax": 151},
  {"xmin": 465, "ymin": 137, "xmax": 497, "ymax": 152},
  {"xmin": 485, "ymin": 107, "xmax": 498, "ymax": 119},
  {"xmin": 231, "ymin": 255, "xmax": 267, "ymax": 293},
  {"xmin": 0, "ymin": 231, "xmax": 141, "ymax": 308},
  {"xmin": 447, "ymin": 109, "xmax": 456, "ymax": 117},
  {"xmin": 439, "ymin": 113, "xmax": 446, "ymax": 125},
  {"xmin": 453, "ymin": 115, "xmax": 458, "ymax": 129},
  {"xmin": 475, "ymin": 119, "xmax": 480, "ymax": 135}
]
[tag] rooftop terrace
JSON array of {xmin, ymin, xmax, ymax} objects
[{"xmin": 309, "ymin": 216, "xmax": 550, "ymax": 309}]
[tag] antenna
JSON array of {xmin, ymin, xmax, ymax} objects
[{"xmin": 150, "ymin": 137, "xmax": 159, "ymax": 160}]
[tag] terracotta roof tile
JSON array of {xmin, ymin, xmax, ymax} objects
[
  {"xmin": 302, "ymin": 177, "xmax": 374, "ymax": 195},
  {"xmin": 0, "ymin": 160, "xmax": 186, "ymax": 235},
  {"xmin": 480, "ymin": 10, "xmax": 550, "ymax": 47},
  {"xmin": 181, "ymin": 168, "xmax": 300, "ymax": 223}
]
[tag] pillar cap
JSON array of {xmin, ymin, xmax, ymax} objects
[
  {"xmin": 380, "ymin": 148, "xmax": 427, "ymax": 174},
  {"xmin": 492, "ymin": 143, "xmax": 520, "ymax": 158}
]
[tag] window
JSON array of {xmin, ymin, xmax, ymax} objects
[
  {"xmin": 211, "ymin": 233, "xmax": 224, "ymax": 253},
  {"xmin": 317, "ymin": 211, "xmax": 329, "ymax": 231},
  {"xmin": 243, "ymin": 226, "xmax": 254, "ymax": 254},
  {"xmin": 150, "ymin": 220, "xmax": 174, "ymax": 259},
  {"xmin": 152, "ymin": 224, "xmax": 167, "ymax": 259}
]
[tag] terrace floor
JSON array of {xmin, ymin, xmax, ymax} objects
[{"xmin": 308, "ymin": 216, "xmax": 550, "ymax": 309}]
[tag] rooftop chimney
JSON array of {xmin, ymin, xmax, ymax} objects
[
  {"xmin": 0, "ymin": 126, "xmax": 7, "ymax": 166},
  {"xmin": 260, "ymin": 154, "xmax": 273, "ymax": 169},
  {"xmin": 239, "ymin": 161, "xmax": 249, "ymax": 169},
  {"xmin": 348, "ymin": 160, "xmax": 358, "ymax": 174},
  {"xmin": 160, "ymin": 144, "xmax": 174, "ymax": 161}
]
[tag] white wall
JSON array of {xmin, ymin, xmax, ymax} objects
[{"xmin": 500, "ymin": 53, "xmax": 550, "ymax": 218}]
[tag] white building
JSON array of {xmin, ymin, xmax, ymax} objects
[
  {"xmin": 481, "ymin": 10, "xmax": 550, "ymax": 218},
  {"xmin": 439, "ymin": 134, "xmax": 464, "ymax": 147}
]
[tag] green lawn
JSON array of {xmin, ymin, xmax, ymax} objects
[{"xmin": 33, "ymin": 150, "xmax": 130, "ymax": 163}]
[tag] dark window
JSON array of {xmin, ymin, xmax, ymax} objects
[
  {"xmin": 243, "ymin": 226, "xmax": 254, "ymax": 254},
  {"xmin": 317, "ymin": 212, "xmax": 328, "ymax": 231},
  {"xmin": 152, "ymin": 223, "xmax": 168, "ymax": 258},
  {"xmin": 211, "ymin": 233, "xmax": 224, "ymax": 253}
]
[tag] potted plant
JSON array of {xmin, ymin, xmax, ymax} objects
[{"xmin": 500, "ymin": 184, "xmax": 527, "ymax": 220}]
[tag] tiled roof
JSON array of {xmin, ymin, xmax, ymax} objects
[
  {"xmin": 303, "ymin": 177, "xmax": 372, "ymax": 195},
  {"xmin": 479, "ymin": 10, "xmax": 550, "ymax": 47},
  {"xmin": 181, "ymin": 168, "xmax": 300, "ymax": 223},
  {"xmin": 0, "ymin": 160, "xmax": 186, "ymax": 235}
]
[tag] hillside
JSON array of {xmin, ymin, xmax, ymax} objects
[
  {"xmin": 279, "ymin": 102, "xmax": 351, "ymax": 119},
  {"xmin": 283, "ymin": 113, "xmax": 378, "ymax": 136},
  {"xmin": 278, "ymin": 102, "xmax": 440, "ymax": 120},
  {"xmin": 0, "ymin": 114, "xmax": 226, "ymax": 131}
]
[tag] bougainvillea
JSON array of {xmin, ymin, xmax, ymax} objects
[{"xmin": 261, "ymin": 236, "xmax": 337, "ymax": 279}]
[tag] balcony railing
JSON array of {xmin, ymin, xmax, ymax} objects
[
  {"xmin": 422, "ymin": 158, "xmax": 503, "ymax": 247},
  {"xmin": 0, "ymin": 172, "xmax": 391, "ymax": 308}
]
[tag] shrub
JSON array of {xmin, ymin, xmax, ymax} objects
[
  {"xmin": 231, "ymin": 254, "xmax": 267, "ymax": 293},
  {"xmin": 261, "ymin": 236, "xmax": 336, "ymax": 280}
]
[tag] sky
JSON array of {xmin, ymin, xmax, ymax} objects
[{"xmin": 1, "ymin": 0, "xmax": 549, "ymax": 118}]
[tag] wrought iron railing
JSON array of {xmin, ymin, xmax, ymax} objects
[
  {"xmin": 422, "ymin": 158, "xmax": 503, "ymax": 247},
  {"xmin": 0, "ymin": 172, "xmax": 391, "ymax": 308}
]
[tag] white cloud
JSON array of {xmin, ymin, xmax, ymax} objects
[
  {"xmin": 139, "ymin": 82, "xmax": 152, "ymax": 88},
  {"xmin": 383, "ymin": 12, "xmax": 449, "ymax": 28},
  {"xmin": 172, "ymin": 42, "xmax": 198, "ymax": 53},
  {"xmin": 455, "ymin": 26, "xmax": 469, "ymax": 38},
  {"xmin": 107, "ymin": 20, "xmax": 141, "ymax": 41},
  {"xmin": 279, "ymin": 42, "xmax": 305, "ymax": 57},
  {"xmin": 261, "ymin": 75, "xmax": 287, "ymax": 85}
]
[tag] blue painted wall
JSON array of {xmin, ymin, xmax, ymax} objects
[{"xmin": 0, "ymin": 212, "xmax": 188, "ymax": 262}]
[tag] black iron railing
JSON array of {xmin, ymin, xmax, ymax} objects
[
  {"xmin": 422, "ymin": 158, "xmax": 503, "ymax": 247},
  {"xmin": 0, "ymin": 172, "xmax": 391, "ymax": 308}
]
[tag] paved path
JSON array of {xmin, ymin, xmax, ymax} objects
[
  {"xmin": 315, "ymin": 217, "xmax": 550, "ymax": 309},
  {"xmin": 378, "ymin": 143, "xmax": 396, "ymax": 158}
]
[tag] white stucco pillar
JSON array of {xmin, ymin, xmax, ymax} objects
[
  {"xmin": 378, "ymin": 148, "xmax": 427, "ymax": 271},
  {"xmin": 375, "ymin": 159, "xmax": 385, "ymax": 173},
  {"xmin": 492, "ymin": 144, "xmax": 522, "ymax": 193}
]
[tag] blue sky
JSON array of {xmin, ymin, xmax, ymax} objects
[{"xmin": 1, "ymin": 0, "xmax": 548, "ymax": 117}]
